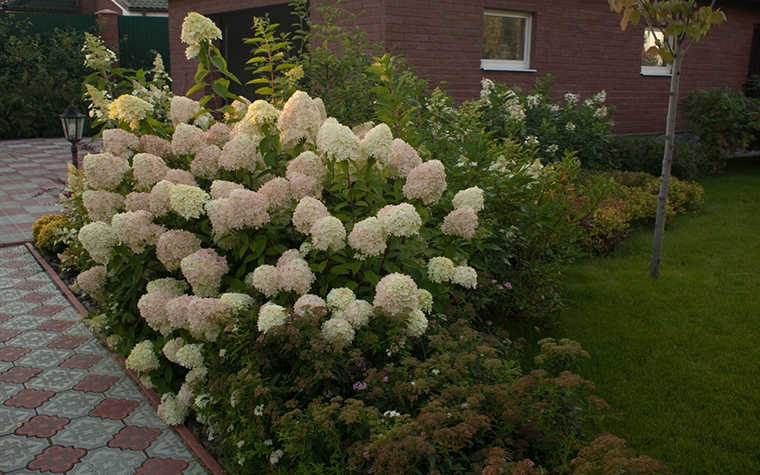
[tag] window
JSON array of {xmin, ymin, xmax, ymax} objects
[
  {"xmin": 481, "ymin": 10, "xmax": 534, "ymax": 71},
  {"xmin": 641, "ymin": 27, "xmax": 672, "ymax": 76}
]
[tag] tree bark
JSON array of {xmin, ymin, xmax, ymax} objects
[{"xmin": 650, "ymin": 41, "xmax": 684, "ymax": 278}]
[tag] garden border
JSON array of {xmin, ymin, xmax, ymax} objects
[{"xmin": 24, "ymin": 241, "xmax": 226, "ymax": 475}]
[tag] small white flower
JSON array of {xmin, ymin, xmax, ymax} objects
[
  {"xmin": 383, "ymin": 410, "xmax": 400, "ymax": 418},
  {"xmin": 270, "ymin": 449, "xmax": 284, "ymax": 465},
  {"xmin": 254, "ymin": 404, "xmax": 264, "ymax": 416},
  {"xmin": 237, "ymin": 440, "xmax": 245, "ymax": 448},
  {"xmin": 264, "ymin": 439, "xmax": 273, "ymax": 446},
  {"xmin": 431, "ymin": 368, "xmax": 440, "ymax": 376}
]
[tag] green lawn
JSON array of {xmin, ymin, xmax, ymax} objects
[{"xmin": 558, "ymin": 158, "xmax": 760, "ymax": 474}]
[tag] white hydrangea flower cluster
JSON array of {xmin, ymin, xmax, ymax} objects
[
  {"xmin": 180, "ymin": 12, "xmax": 222, "ymax": 59},
  {"xmin": 78, "ymin": 221, "xmax": 118, "ymax": 264},
  {"xmin": 125, "ymin": 340, "xmax": 160, "ymax": 373},
  {"xmin": 257, "ymin": 303, "xmax": 289, "ymax": 334}
]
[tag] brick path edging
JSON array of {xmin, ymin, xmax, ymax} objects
[{"xmin": 24, "ymin": 242, "xmax": 226, "ymax": 475}]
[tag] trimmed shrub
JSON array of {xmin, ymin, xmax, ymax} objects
[{"xmin": 613, "ymin": 134, "xmax": 710, "ymax": 181}]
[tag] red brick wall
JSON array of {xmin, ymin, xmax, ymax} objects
[{"xmin": 167, "ymin": 0, "xmax": 760, "ymax": 133}]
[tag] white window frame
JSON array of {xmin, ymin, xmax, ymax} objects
[
  {"xmin": 481, "ymin": 10, "xmax": 535, "ymax": 72},
  {"xmin": 641, "ymin": 27, "xmax": 672, "ymax": 76}
]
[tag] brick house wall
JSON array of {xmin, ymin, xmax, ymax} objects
[{"xmin": 168, "ymin": 0, "xmax": 760, "ymax": 134}]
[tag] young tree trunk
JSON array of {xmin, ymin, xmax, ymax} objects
[{"xmin": 650, "ymin": 41, "xmax": 684, "ymax": 278}]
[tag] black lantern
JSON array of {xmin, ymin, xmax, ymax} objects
[{"xmin": 59, "ymin": 104, "xmax": 86, "ymax": 168}]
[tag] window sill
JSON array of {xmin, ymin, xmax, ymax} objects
[
  {"xmin": 481, "ymin": 67, "xmax": 537, "ymax": 73},
  {"xmin": 640, "ymin": 67, "xmax": 671, "ymax": 77}
]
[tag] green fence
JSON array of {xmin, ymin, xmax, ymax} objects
[
  {"xmin": 1, "ymin": 12, "xmax": 97, "ymax": 36},
  {"xmin": 118, "ymin": 16, "xmax": 170, "ymax": 74}
]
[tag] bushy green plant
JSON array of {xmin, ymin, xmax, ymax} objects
[
  {"xmin": 682, "ymin": 87, "xmax": 760, "ymax": 172},
  {"xmin": 32, "ymin": 214, "xmax": 74, "ymax": 254},
  {"xmin": 0, "ymin": 14, "xmax": 90, "ymax": 139},
  {"xmin": 612, "ymin": 134, "xmax": 710, "ymax": 181}
]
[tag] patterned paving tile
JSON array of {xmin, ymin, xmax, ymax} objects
[
  {"xmin": 27, "ymin": 445, "xmax": 88, "ymax": 473},
  {"xmin": 0, "ymin": 329, "xmax": 20, "ymax": 342},
  {"xmin": 68, "ymin": 446, "xmax": 147, "ymax": 475},
  {"xmin": 90, "ymin": 398, "xmax": 140, "ymax": 420},
  {"xmin": 1, "ymin": 315, "xmax": 49, "ymax": 331},
  {"xmin": 4, "ymin": 388, "xmax": 55, "ymax": 409},
  {"xmin": 88, "ymin": 355, "xmax": 123, "ymax": 376},
  {"xmin": 60, "ymin": 353, "xmax": 102, "ymax": 370},
  {"xmin": 13, "ymin": 280, "xmax": 45, "ymax": 291},
  {"xmin": 51, "ymin": 417, "xmax": 123, "ymax": 450},
  {"xmin": 134, "ymin": 457, "xmax": 189, "ymax": 475},
  {"xmin": 0, "ymin": 360, "xmax": 13, "ymax": 373},
  {"xmin": 0, "ymin": 288, "xmax": 28, "ymax": 300},
  {"xmin": 37, "ymin": 319, "xmax": 75, "ymax": 332},
  {"xmin": 108, "ymin": 425, "xmax": 162, "ymax": 451},
  {"xmin": 0, "ymin": 301, "xmax": 40, "ymax": 315},
  {"xmin": 7, "ymin": 269, "xmax": 38, "ymax": 279},
  {"xmin": 123, "ymin": 400, "xmax": 169, "ymax": 429},
  {"xmin": 73, "ymin": 340, "xmax": 110, "ymax": 355},
  {"xmin": 146, "ymin": 430, "xmax": 195, "ymax": 462},
  {"xmin": 47, "ymin": 335, "xmax": 88, "ymax": 350},
  {"xmin": 61, "ymin": 322, "xmax": 94, "ymax": 337},
  {"xmin": 26, "ymin": 367, "xmax": 89, "ymax": 392},
  {"xmin": 184, "ymin": 461, "xmax": 210, "ymax": 475},
  {"xmin": 15, "ymin": 347, "xmax": 72, "ymax": 368},
  {"xmin": 0, "ymin": 381, "xmax": 23, "ymax": 404},
  {"xmin": 73, "ymin": 374, "xmax": 119, "ymax": 393},
  {"xmin": 15, "ymin": 415, "xmax": 70, "ymax": 438},
  {"xmin": 0, "ymin": 346, "xmax": 29, "ymax": 361},
  {"xmin": 28, "ymin": 305, "xmax": 66, "ymax": 317},
  {"xmin": 38, "ymin": 391, "xmax": 105, "ymax": 419},
  {"xmin": 19, "ymin": 292, "xmax": 55, "ymax": 303},
  {"xmin": 0, "ymin": 366, "xmax": 41, "ymax": 383},
  {"xmin": 0, "ymin": 313, "xmax": 12, "ymax": 324},
  {"xmin": 5, "ymin": 330, "xmax": 58, "ymax": 348},
  {"xmin": 0, "ymin": 434, "xmax": 50, "ymax": 470}
]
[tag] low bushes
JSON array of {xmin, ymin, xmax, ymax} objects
[{"xmin": 612, "ymin": 134, "xmax": 710, "ymax": 181}]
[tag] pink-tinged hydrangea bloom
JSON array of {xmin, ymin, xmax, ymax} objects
[
  {"xmin": 162, "ymin": 337, "xmax": 184, "ymax": 363},
  {"xmin": 418, "ymin": 289, "xmax": 433, "ymax": 314},
  {"xmin": 138, "ymin": 291, "xmax": 175, "ymax": 335},
  {"xmin": 294, "ymin": 294, "xmax": 327, "ymax": 318},
  {"xmin": 441, "ymin": 207, "xmax": 478, "ymax": 239},
  {"xmin": 169, "ymin": 96, "xmax": 201, "ymax": 126},
  {"xmin": 406, "ymin": 308, "xmax": 428, "ymax": 337},
  {"xmin": 218, "ymin": 133, "xmax": 262, "ymax": 172},
  {"xmin": 78, "ymin": 221, "xmax": 118, "ymax": 264},
  {"xmin": 277, "ymin": 249, "xmax": 302, "ymax": 268},
  {"xmin": 108, "ymin": 95, "xmax": 153, "ymax": 129},
  {"xmin": 257, "ymin": 302, "xmax": 288, "ymax": 334},
  {"xmin": 292, "ymin": 197, "xmax": 330, "ymax": 235},
  {"xmin": 191, "ymin": 144, "xmax": 222, "ymax": 180},
  {"xmin": 165, "ymin": 169, "xmax": 197, "ymax": 187},
  {"xmin": 165, "ymin": 295, "xmax": 230, "ymax": 341},
  {"xmin": 343, "ymin": 299, "xmax": 374, "ymax": 329},
  {"xmin": 247, "ymin": 265, "xmax": 279, "ymax": 299},
  {"xmin": 278, "ymin": 91, "xmax": 325, "ymax": 149},
  {"xmin": 317, "ymin": 117, "xmax": 361, "ymax": 162},
  {"xmin": 311, "ymin": 216, "xmax": 346, "ymax": 251},
  {"xmin": 83, "ymin": 190, "xmax": 124, "ymax": 222},
  {"xmin": 180, "ymin": 248, "xmax": 228, "ymax": 297},
  {"xmin": 322, "ymin": 317, "xmax": 354, "ymax": 349},
  {"xmin": 149, "ymin": 180, "xmax": 174, "ymax": 217},
  {"xmin": 111, "ymin": 210, "xmax": 166, "ymax": 253},
  {"xmin": 172, "ymin": 123, "xmax": 206, "ymax": 156},
  {"xmin": 125, "ymin": 192, "xmax": 151, "ymax": 212},
  {"xmin": 205, "ymin": 198, "xmax": 231, "ymax": 238},
  {"xmin": 377, "ymin": 203, "xmax": 421, "ymax": 237},
  {"xmin": 209, "ymin": 180, "xmax": 244, "ymax": 200},
  {"xmin": 402, "ymin": 160, "xmax": 447, "ymax": 205},
  {"xmin": 132, "ymin": 153, "xmax": 169, "ymax": 190},
  {"xmin": 258, "ymin": 177, "xmax": 294, "ymax": 212},
  {"xmin": 452, "ymin": 265, "xmax": 477, "ymax": 289},
  {"xmin": 427, "ymin": 257, "xmax": 455, "ymax": 283},
  {"xmin": 286, "ymin": 151, "xmax": 327, "ymax": 183},
  {"xmin": 242, "ymin": 100, "xmax": 280, "ymax": 138},
  {"xmin": 139, "ymin": 134, "xmax": 172, "ymax": 158},
  {"xmin": 287, "ymin": 172, "xmax": 321, "ymax": 201},
  {"xmin": 326, "ymin": 288, "xmax": 355, "ymax": 312},
  {"xmin": 360, "ymin": 123, "xmax": 393, "ymax": 162},
  {"xmin": 156, "ymin": 230, "xmax": 202, "ymax": 271},
  {"xmin": 83, "ymin": 152, "xmax": 129, "ymax": 190},
  {"xmin": 278, "ymin": 257, "xmax": 315, "ymax": 295},
  {"xmin": 125, "ymin": 340, "xmax": 159, "ymax": 373},
  {"xmin": 103, "ymin": 129, "xmax": 140, "ymax": 158},
  {"xmin": 205, "ymin": 122, "xmax": 230, "ymax": 148},
  {"xmin": 452, "ymin": 186, "xmax": 485, "ymax": 212},
  {"xmin": 219, "ymin": 292, "xmax": 254, "ymax": 315},
  {"xmin": 76, "ymin": 266, "xmax": 106, "ymax": 296},
  {"xmin": 384, "ymin": 139, "xmax": 422, "ymax": 179},
  {"xmin": 373, "ymin": 273, "xmax": 419, "ymax": 317},
  {"xmin": 227, "ymin": 189, "xmax": 270, "ymax": 230},
  {"xmin": 146, "ymin": 278, "xmax": 188, "ymax": 296},
  {"xmin": 169, "ymin": 184, "xmax": 209, "ymax": 220},
  {"xmin": 348, "ymin": 217, "xmax": 386, "ymax": 258}
]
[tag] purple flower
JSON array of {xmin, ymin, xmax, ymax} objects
[
  {"xmin": 353, "ymin": 381, "xmax": 368, "ymax": 391},
  {"xmin": 491, "ymin": 279, "xmax": 497, "ymax": 284},
  {"xmin": 505, "ymin": 282, "xmax": 513, "ymax": 290},
  {"xmin": 363, "ymin": 451, "xmax": 371, "ymax": 460},
  {"xmin": 382, "ymin": 376, "xmax": 389, "ymax": 383},
  {"xmin": 460, "ymin": 402, "xmax": 470, "ymax": 409}
]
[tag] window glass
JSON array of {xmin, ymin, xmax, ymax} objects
[
  {"xmin": 483, "ymin": 14, "xmax": 527, "ymax": 61},
  {"xmin": 642, "ymin": 28, "xmax": 666, "ymax": 67}
]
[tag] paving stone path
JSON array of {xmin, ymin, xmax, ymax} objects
[{"xmin": 0, "ymin": 139, "xmax": 214, "ymax": 475}]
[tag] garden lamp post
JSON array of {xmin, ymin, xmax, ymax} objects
[{"xmin": 59, "ymin": 104, "xmax": 86, "ymax": 168}]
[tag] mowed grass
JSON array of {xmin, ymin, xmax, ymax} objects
[{"xmin": 558, "ymin": 158, "xmax": 760, "ymax": 475}]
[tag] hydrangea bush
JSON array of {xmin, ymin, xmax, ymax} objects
[{"xmin": 50, "ymin": 10, "xmax": 672, "ymax": 474}]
